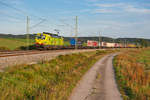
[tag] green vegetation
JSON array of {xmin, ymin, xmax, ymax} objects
[
  {"xmin": 114, "ymin": 48, "xmax": 150, "ymax": 100},
  {"xmin": 136, "ymin": 39, "xmax": 150, "ymax": 48},
  {"xmin": 0, "ymin": 50, "xmax": 115, "ymax": 100},
  {"xmin": 0, "ymin": 38, "xmax": 34, "ymax": 50}
]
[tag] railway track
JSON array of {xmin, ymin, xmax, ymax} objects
[
  {"xmin": 0, "ymin": 49, "xmax": 101, "ymax": 58},
  {"xmin": 0, "ymin": 47, "xmax": 101, "ymax": 58},
  {"xmin": 0, "ymin": 49, "xmax": 101, "ymax": 71},
  {"xmin": 0, "ymin": 50, "xmax": 69, "ymax": 58},
  {"xmin": 0, "ymin": 47, "xmax": 134, "ymax": 58}
]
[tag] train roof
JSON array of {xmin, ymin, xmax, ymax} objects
[{"xmin": 43, "ymin": 32, "xmax": 63, "ymax": 38}]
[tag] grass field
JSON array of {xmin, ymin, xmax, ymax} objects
[
  {"xmin": 0, "ymin": 38, "xmax": 71, "ymax": 50},
  {"xmin": 0, "ymin": 38, "xmax": 34, "ymax": 50},
  {"xmin": 114, "ymin": 48, "xmax": 150, "ymax": 100},
  {"xmin": 0, "ymin": 50, "xmax": 115, "ymax": 100}
]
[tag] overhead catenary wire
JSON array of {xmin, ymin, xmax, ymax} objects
[
  {"xmin": 0, "ymin": 0, "xmax": 49, "ymax": 31},
  {"xmin": 30, "ymin": 19, "xmax": 47, "ymax": 29},
  {"xmin": 0, "ymin": 0, "xmax": 74, "ymax": 37},
  {"xmin": 0, "ymin": 11, "xmax": 26, "ymax": 22},
  {"xmin": 0, "ymin": 1, "xmax": 72, "ymax": 30},
  {"xmin": 0, "ymin": 0, "xmax": 45, "ymax": 20},
  {"xmin": 0, "ymin": 1, "xmax": 27, "ymax": 16},
  {"xmin": 58, "ymin": 18, "xmax": 75, "ymax": 37},
  {"xmin": 59, "ymin": 19, "xmax": 74, "ymax": 29}
]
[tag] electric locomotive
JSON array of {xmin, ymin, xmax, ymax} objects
[{"xmin": 35, "ymin": 32, "xmax": 64, "ymax": 49}]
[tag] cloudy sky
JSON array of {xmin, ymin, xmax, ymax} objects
[{"xmin": 0, "ymin": 0, "xmax": 150, "ymax": 38}]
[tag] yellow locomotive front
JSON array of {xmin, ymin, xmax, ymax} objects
[{"xmin": 35, "ymin": 32, "xmax": 64, "ymax": 49}]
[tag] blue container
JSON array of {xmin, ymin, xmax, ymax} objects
[{"xmin": 70, "ymin": 38, "xmax": 76, "ymax": 45}]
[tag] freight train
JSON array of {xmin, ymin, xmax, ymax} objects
[
  {"xmin": 35, "ymin": 32, "xmax": 85, "ymax": 49},
  {"xmin": 87, "ymin": 41, "xmax": 137, "ymax": 48},
  {"xmin": 35, "ymin": 32, "xmax": 137, "ymax": 49}
]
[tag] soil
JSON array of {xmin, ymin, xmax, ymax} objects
[{"xmin": 69, "ymin": 53, "xmax": 122, "ymax": 100}]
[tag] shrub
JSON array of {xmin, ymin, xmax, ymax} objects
[{"xmin": 114, "ymin": 48, "xmax": 150, "ymax": 100}]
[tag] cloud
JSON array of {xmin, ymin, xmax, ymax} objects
[
  {"xmin": 3, "ymin": 0, "xmax": 23, "ymax": 5},
  {"xmin": 124, "ymin": 5, "xmax": 150, "ymax": 14},
  {"xmin": 79, "ymin": 9, "xmax": 91, "ymax": 13},
  {"xmin": 86, "ymin": 0, "xmax": 100, "ymax": 2},
  {"xmin": 79, "ymin": 19, "xmax": 150, "ymax": 38},
  {"xmin": 94, "ymin": 3, "xmax": 124, "ymax": 8},
  {"xmin": 92, "ymin": 9, "xmax": 116, "ymax": 13},
  {"xmin": 91, "ymin": 3, "xmax": 150, "ymax": 14}
]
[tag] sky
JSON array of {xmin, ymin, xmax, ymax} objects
[{"xmin": 0, "ymin": 0, "xmax": 150, "ymax": 38}]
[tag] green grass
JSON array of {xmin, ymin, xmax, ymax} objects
[
  {"xmin": 0, "ymin": 38, "xmax": 34, "ymax": 50},
  {"xmin": 113, "ymin": 48, "xmax": 150, "ymax": 100},
  {"xmin": 0, "ymin": 50, "xmax": 115, "ymax": 100}
]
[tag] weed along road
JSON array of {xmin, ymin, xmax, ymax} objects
[{"xmin": 69, "ymin": 53, "xmax": 122, "ymax": 100}]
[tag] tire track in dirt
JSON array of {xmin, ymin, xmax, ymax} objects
[{"xmin": 69, "ymin": 53, "xmax": 122, "ymax": 100}]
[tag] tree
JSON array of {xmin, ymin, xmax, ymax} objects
[{"xmin": 137, "ymin": 39, "xmax": 150, "ymax": 48}]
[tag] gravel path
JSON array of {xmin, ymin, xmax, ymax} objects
[
  {"xmin": 69, "ymin": 53, "xmax": 122, "ymax": 100},
  {"xmin": 0, "ymin": 49, "xmax": 98, "ymax": 72}
]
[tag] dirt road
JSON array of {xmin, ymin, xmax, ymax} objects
[{"xmin": 69, "ymin": 53, "xmax": 122, "ymax": 100}]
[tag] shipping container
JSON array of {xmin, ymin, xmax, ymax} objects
[
  {"xmin": 106, "ymin": 43, "xmax": 115, "ymax": 47},
  {"xmin": 87, "ymin": 40, "xmax": 99, "ymax": 47},
  {"xmin": 70, "ymin": 38, "xmax": 76, "ymax": 45},
  {"xmin": 127, "ymin": 44, "xmax": 136, "ymax": 48},
  {"xmin": 101, "ymin": 42, "xmax": 118, "ymax": 47},
  {"xmin": 101, "ymin": 42, "xmax": 107, "ymax": 47}
]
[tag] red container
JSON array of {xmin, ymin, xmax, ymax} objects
[{"xmin": 87, "ymin": 40, "xmax": 98, "ymax": 47}]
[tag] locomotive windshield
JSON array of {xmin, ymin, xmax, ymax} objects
[{"xmin": 36, "ymin": 35, "xmax": 45, "ymax": 40}]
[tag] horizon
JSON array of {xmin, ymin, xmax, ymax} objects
[{"xmin": 0, "ymin": 33, "xmax": 150, "ymax": 40}]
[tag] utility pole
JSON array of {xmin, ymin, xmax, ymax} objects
[
  {"xmin": 99, "ymin": 32, "xmax": 101, "ymax": 49},
  {"xmin": 124, "ymin": 39, "xmax": 127, "ymax": 48},
  {"xmin": 75, "ymin": 16, "xmax": 78, "ymax": 49},
  {"xmin": 26, "ymin": 16, "xmax": 30, "ymax": 50}
]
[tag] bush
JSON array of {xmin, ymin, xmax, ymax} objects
[
  {"xmin": 0, "ymin": 46, "xmax": 10, "ymax": 51},
  {"xmin": 16, "ymin": 45, "xmax": 37, "ymax": 50}
]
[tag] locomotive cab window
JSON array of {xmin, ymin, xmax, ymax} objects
[
  {"xmin": 41, "ymin": 36, "xmax": 45, "ymax": 40},
  {"xmin": 37, "ymin": 36, "xmax": 42, "ymax": 39},
  {"xmin": 36, "ymin": 35, "xmax": 45, "ymax": 40}
]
